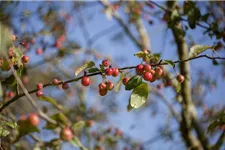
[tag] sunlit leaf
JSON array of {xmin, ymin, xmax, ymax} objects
[
  {"xmin": 88, "ymin": 67, "xmax": 99, "ymax": 73},
  {"xmin": 0, "ymin": 127, "xmax": 10, "ymax": 137},
  {"xmin": 164, "ymin": 60, "xmax": 175, "ymax": 68},
  {"xmin": 125, "ymin": 75, "xmax": 142, "ymax": 91},
  {"xmin": 72, "ymin": 121, "xmax": 85, "ymax": 132},
  {"xmin": 70, "ymin": 136, "xmax": 88, "ymax": 150},
  {"xmin": 75, "ymin": 61, "xmax": 95, "ymax": 76},
  {"xmin": 39, "ymin": 96, "xmax": 63, "ymax": 110},
  {"xmin": 189, "ymin": 45, "xmax": 213, "ymax": 58},
  {"xmin": 129, "ymin": 82, "xmax": 148, "ymax": 109},
  {"xmin": 45, "ymin": 113, "xmax": 68, "ymax": 129},
  {"xmin": 115, "ymin": 72, "xmax": 124, "ymax": 92},
  {"xmin": 176, "ymin": 82, "xmax": 181, "ymax": 93}
]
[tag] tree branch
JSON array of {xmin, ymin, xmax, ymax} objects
[
  {"xmin": 211, "ymin": 130, "xmax": 225, "ymax": 150},
  {"xmin": 148, "ymin": 1, "xmax": 211, "ymax": 30},
  {"xmin": 0, "ymin": 54, "xmax": 225, "ymax": 112},
  {"xmin": 99, "ymin": 0, "xmax": 143, "ymax": 49}
]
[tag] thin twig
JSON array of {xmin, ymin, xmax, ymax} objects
[
  {"xmin": 148, "ymin": 1, "xmax": 210, "ymax": 30},
  {"xmin": 0, "ymin": 54, "xmax": 225, "ymax": 112}
]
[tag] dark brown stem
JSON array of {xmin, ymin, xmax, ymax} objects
[{"xmin": 0, "ymin": 54, "xmax": 225, "ymax": 112}]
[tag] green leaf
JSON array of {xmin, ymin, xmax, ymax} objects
[
  {"xmin": 127, "ymin": 104, "xmax": 133, "ymax": 112},
  {"xmin": 2, "ymin": 75, "xmax": 17, "ymax": 87},
  {"xmin": 70, "ymin": 137, "xmax": 88, "ymax": 150},
  {"xmin": 72, "ymin": 121, "xmax": 85, "ymax": 132},
  {"xmin": 188, "ymin": 9, "xmax": 196, "ymax": 29},
  {"xmin": 164, "ymin": 60, "xmax": 175, "ymax": 68},
  {"xmin": 3, "ymin": 121, "xmax": 17, "ymax": 129},
  {"xmin": 125, "ymin": 75, "xmax": 142, "ymax": 91},
  {"xmin": 39, "ymin": 96, "xmax": 63, "ymax": 110},
  {"xmin": 75, "ymin": 61, "xmax": 95, "ymax": 76},
  {"xmin": 115, "ymin": 72, "xmax": 124, "ymax": 92},
  {"xmin": 0, "ymin": 127, "xmax": 10, "ymax": 137},
  {"xmin": 149, "ymin": 53, "xmax": 161, "ymax": 63},
  {"xmin": 134, "ymin": 51, "xmax": 147, "ymax": 58},
  {"xmin": 129, "ymin": 82, "xmax": 148, "ymax": 109},
  {"xmin": 176, "ymin": 82, "xmax": 181, "ymax": 93},
  {"xmin": 189, "ymin": 45, "xmax": 213, "ymax": 58},
  {"xmin": 187, "ymin": 7, "xmax": 201, "ymax": 29},
  {"xmin": 212, "ymin": 59, "xmax": 219, "ymax": 65},
  {"xmin": 45, "ymin": 113, "xmax": 68, "ymax": 129},
  {"xmin": 0, "ymin": 58, "xmax": 10, "ymax": 71},
  {"xmin": 88, "ymin": 68, "xmax": 99, "ymax": 73},
  {"xmin": 99, "ymin": 64, "xmax": 105, "ymax": 72},
  {"xmin": 0, "ymin": 23, "xmax": 11, "ymax": 56}
]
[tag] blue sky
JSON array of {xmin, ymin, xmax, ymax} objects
[{"xmin": 4, "ymin": 1, "xmax": 225, "ymax": 150}]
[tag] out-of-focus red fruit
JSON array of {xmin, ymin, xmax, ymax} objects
[
  {"xmin": 99, "ymin": 89, "xmax": 107, "ymax": 96},
  {"xmin": 21, "ymin": 55, "xmax": 29, "ymax": 64},
  {"xmin": 106, "ymin": 81, "xmax": 114, "ymax": 91},
  {"xmin": 36, "ymin": 48, "xmax": 43, "ymax": 55},
  {"xmin": 28, "ymin": 113, "xmax": 40, "ymax": 126},
  {"xmin": 37, "ymin": 83, "xmax": 43, "ymax": 90},
  {"xmin": 60, "ymin": 127, "xmax": 73, "ymax": 141},
  {"xmin": 36, "ymin": 90, "xmax": 44, "ymax": 97},
  {"xmin": 99, "ymin": 83, "xmax": 107, "ymax": 90},
  {"xmin": 7, "ymin": 91, "xmax": 15, "ymax": 99},
  {"xmin": 176, "ymin": 74, "xmax": 185, "ymax": 83},
  {"xmin": 52, "ymin": 78, "xmax": 59, "ymax": 85}
]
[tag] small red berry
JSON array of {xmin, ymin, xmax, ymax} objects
[
  {"xmin": 155, "ymin": 67, "xmax": 163, "ymax": 79},
  {"xmin": 122, "ymin": 77, "xmax": 129, "ymax": 85},
  {"xmin": 142, "ymin": 72, "xmax": 152, "ymax": 81},
  {"xmin": 36, "ymin": 48, "xmax": 43, "ymax": 55},
  {"xmin": 98, "ymin": 83, "xmax": 107, "ymax": 90},
  {"xmin": 60, "ymin": 127, "xmax": 73, "ymax": 141},
  {"xmin": 7, "ymin": 91, "xmax": 15, "ymax": 98},
  {"xmin": 36, "ymin": 91, "xmax": 43, "ymax": 97},
  {"xmin": 28, "ymin": 113, "xmax": 40, "ymax": 126},
  {"xmin": 81, "ymin": 76, "xmax": 91, "ymax": 86},
  {"xmin": 115, "ymin": 128, "xmax": 123, "ymax": 137},
  {"xmin": 99, "ymin": 89, "xmax": 107, "ymax": 96},
  {"xmin": 62, "ymin": 83, "xmax": 69, "ymax": 89},
  {"xmin": 37, "ymin": 83, "xmax": 43, "ymax": 90},
  {"xmin": 112, "ymin": 68, "xmax": 119, "ymax": 77},
  {"xmin": 105, "ymin": 68, "xmax": 113, "ymax": 76},
  {"xmin": 52, "ymin": 78, "xmax": 59, "ymax": 85},
  {"xmin": 21, "ymin": 55, "xmax": 29, "ymax": 64},
  {"xmin": 177, "ymin": 74, "xmax": 185, "ymax": 83},
  {"xmin": 106, "ymin": 81, "xmax": 114, "ymax": 91},
  {"xmin": 136, "ymin": 64, "xmax": 144, "ymax": 75},
  {"xmin": 143, "ymin": 64, "xmax": 151, "ymax": 72},
  {"xmin": 102, "ymin": 60, "xmax": 109, "ymax": 67},
  {"xmin": 149, "ymin": 76, "xmax": 156, "ymax": 83}
]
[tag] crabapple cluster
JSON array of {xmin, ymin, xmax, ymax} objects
[{"xmin": 136, "ymin": 63, "xmax": 163, "ymax": 82}]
